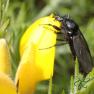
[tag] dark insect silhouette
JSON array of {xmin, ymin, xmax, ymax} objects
[{"xmin": 56, "ymin": 15, "xmax": 93, "ymax": 74}]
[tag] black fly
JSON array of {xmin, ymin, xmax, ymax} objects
[{"xmin": 56, "ymin": 15, "xmax": 93, "ymax": 74}]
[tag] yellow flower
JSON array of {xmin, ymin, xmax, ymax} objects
[
  {"xmin": 0, "ymin": 72, "xmax": 17, "ymax": 94},
  {"xmin": 15, "ymin": 14, "xmax": 61, "ymax": 94},
  {"xmin": 0, "ymin": 38, "xmax": 17, "ymax": 94},
  {"xmin": 0, "ymin": 38, "xmax": 11, "ymax": 76}
]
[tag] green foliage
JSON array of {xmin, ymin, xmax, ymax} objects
[
  {"xmin": 70, "ymin": 59, "xmax": 94, "ymax": 94},
  {"xmin": 48, "ymin": 78, "xmax": 52, "ymax": 94},
  {"xmin": 0, "ymin": 0, "xmax": 94, "ymax": 94}
]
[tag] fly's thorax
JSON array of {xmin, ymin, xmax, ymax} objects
[{"xmin": 64, "ymin": 19, "xmax": 79, "ymax": 36}]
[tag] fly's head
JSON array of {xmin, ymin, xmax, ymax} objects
[{"xmin": 55, "ymin": 15, "xmax": 79, "ymax": 37}]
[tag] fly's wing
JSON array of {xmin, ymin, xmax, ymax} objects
[
  {"xmin": 68, "ymin": 38, "xmax": 76, "ymax": 60},
  {"xmin": 73, "ymin": 30, "xmax": 93, "ymax": 74}
]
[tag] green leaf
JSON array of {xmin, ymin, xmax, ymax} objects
[
  {"xmin": 77, "ymin": 68, "xmax": 94, "ymax": 94},
  {"xmin": 48, "ymin": 77, "xmax": 52, "ymax": 94},
  {"xmin": 70, "ymin": 76, "xmax": 74, "ymax": 94},
  {"xmin": 0, "ymin": 18, "xmax": 10, "ymax": 37},
  {"xmin": 61, "ymin": 89, "xmax": 65, "ymax": 94}
]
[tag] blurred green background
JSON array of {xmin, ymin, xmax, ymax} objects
[{"xmin": 0, "ymin": 0, "xmax": 94, "ymax": 94}]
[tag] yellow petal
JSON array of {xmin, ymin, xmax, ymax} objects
[
  {"xmin": 15, "ymin": 42, "xmax": 55, "ymax": 94},
  {"xmin": 20, "ymin": 14, "xmax": 61, "ymax": 56},
  {"xmin": 0, "ymin": 72, "xmax": 17, "ymax": 94},
  {"xmin": 0, "ymin": 38, "xmax": 11, "ymax": 76},
  {"xmin": 35, "ymin": 27, "xmax": 56, "ymax": 80},
  {"xmin": 15, "ymin": 14, "xmax": 61, "ymax": 94},
  {"xmin": 15, "ymin": 43, "xmax": 37, "ymax": 94}
]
